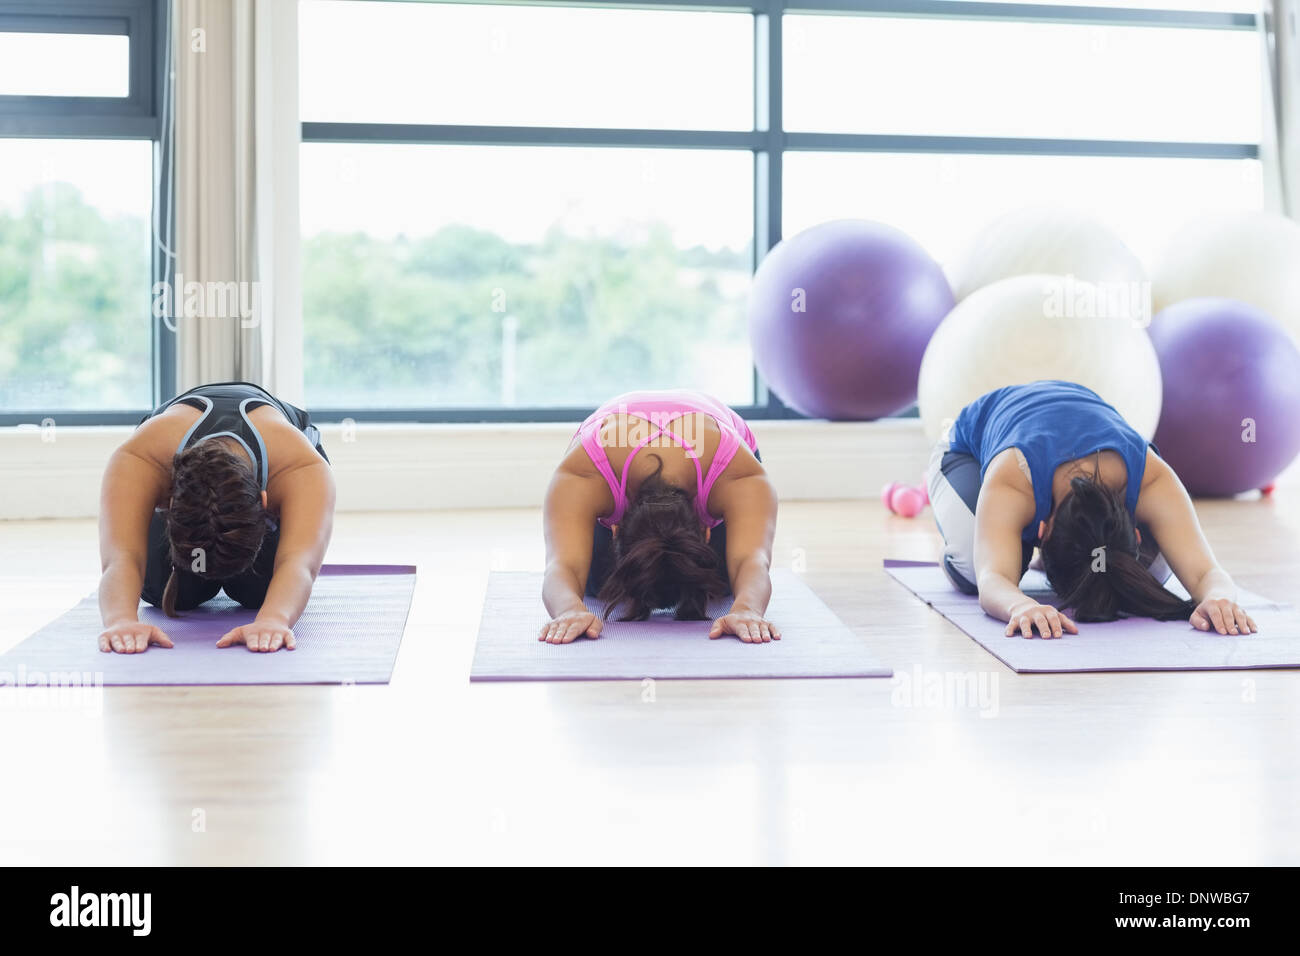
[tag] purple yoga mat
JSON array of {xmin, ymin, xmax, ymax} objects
[
  {"xmin": 471, "ymin": 569, "xmax": 891, "ymax": 681},
  {"xmin": 884, "ymin": 559, "xmax": 1300, "ymax": 673},
  {"xmin": 0, "ymin": 564, "xmax": 416, "ymax": 686}
]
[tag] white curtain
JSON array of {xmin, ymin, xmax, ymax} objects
[
  {"xmin": 1263, "ymin": 0, "xmax": 1300, "ymax": 217},
  {"xmin": 173, "ymin": 0, "xmax": 303, "ymax": 402}
]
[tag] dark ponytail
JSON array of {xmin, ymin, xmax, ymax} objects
[
  {"xmin": 1039, "ymin": 474, "xmax": 1195, "ymax": 623},
  {"xmin": 162, "ymin": 440, "xmax": 268, "ymax": 618},
  {"xmin": 596, "ymin": 455, "xmax": 729, "ymax": 621}
]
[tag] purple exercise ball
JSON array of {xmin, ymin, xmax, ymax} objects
[
  {"xmin": 1149, "ymin": 297, "xmax": 1300, "ymax": 496},
  {"xmin": 748, "ymin": 219, "xmax": 954, "ymax": 420}
]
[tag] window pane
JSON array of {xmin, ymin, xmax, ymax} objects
[
  {"xmin": 785, "ymin": 16, "xmax": 1262, "ymax": 143},
  {"xmin": 300, "ymin": 1, "xmax": 753, "ymax": 131},
  {"xmin": 0, "ymin": 139, "xmax": 153, "ymax": 411},
  {"xmin": 947, "ymin": 0, "xmax": 1258, "ymax": 9},
  {"xmin": 783, "ymin": 151, "xmax": 1264, "ymax": 268},
  {"xmin": 300, "ymin": 144, "xmax": 754, "ymax": 409},
  {"xmin": 0, "ymin": 32, "xmax": 130, "ymax": 97}
]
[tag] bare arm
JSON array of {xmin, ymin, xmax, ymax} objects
[
  {"xmin": 1135, "ymin": 453, "xmax": 1232, "ymax": 603},
  {"xmin": 719, "ymin": 474, "xmax": 778, "ymax": 616},
  {"xmin": 1135, "ymin": 452, "xmax": 1254, "ymax": 634},
  {"xmin": 705, "ymin": 471, "xmax": 780, "ymax": 642},
  {"xmin": 541, "ymin": 469, "xmax": 602, "ymax": 628},
  {"xmin": 973, "ymin": 473, "xmax": 1039, "ymax": 621},
  {"xmin": 973, "ymin": 460, "xmax": 1077, "ymax": 638},
  {"xmin": 256, "ymin": 460, "xmax": 335, "ymax": 629},
  {"xmin": 98, "ymin": 446, "xmax": 167, "ymax": 628},
  {"xmin": 214, "ymin": 458, "xmax": 335, "ymax": 652}
]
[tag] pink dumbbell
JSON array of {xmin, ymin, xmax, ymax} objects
[
  {"xmin": 882, "ymin": 481, "xmax": 926, "ymax": 518},
  {"xmin": 881, "ymin": 481, "xmax": 902, "ymax": 509}
]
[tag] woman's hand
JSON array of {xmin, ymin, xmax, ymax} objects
[
  {"xmin": 1191, "ymin": 598, "xmax": 1257, "ymax": 635},
  {"xmin": 709, "ymin": 607, "xmax": 781, "ymax": 643},
  {"xmin": 538, "ymin": 608, "xmax": 603, "ymax": 644},
  {"xmin": 1005, "ymin": 602, "xmax": 1078, "ymax": 639},
  {"xmin": 217, "ymin": 619, "xmax": 296, "ymax": 652},
  {"xmin": 98, "ymin": 620, "xmax": 173, "ymax": 654}
]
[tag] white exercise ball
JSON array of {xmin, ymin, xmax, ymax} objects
[
  {"xmin": 918, "ymin": 274, "xmax": 1163, "ymax": 442},
  {"xmin": 1151, "ymin": 210, "xmax": 1300, "ymax": 340},
  {"xmin": 947, "ymin": 205, "xmax": 1147, "ymax": 302}
]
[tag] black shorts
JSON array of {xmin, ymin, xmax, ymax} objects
[{"xmin": 140, "ymin": 510, "xmax": 282, "ymax": 611}]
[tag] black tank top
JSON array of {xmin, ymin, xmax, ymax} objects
[{"xmin": 142, "ymin": 382, "xmax": 326, "ymax": 490}]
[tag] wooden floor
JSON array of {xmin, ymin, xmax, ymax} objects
[{"xmin": 1, "ymin": 495, "xmax": 1297, "ymax": 866}]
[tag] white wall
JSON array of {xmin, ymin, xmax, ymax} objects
[{"xmin": 0, "ymin": 419, "xmax": 933, "ymax": 520}]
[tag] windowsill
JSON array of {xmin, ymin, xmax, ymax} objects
[{"xmin": 0, "ymin": 417, "xmax": 931, "ymax": 520}]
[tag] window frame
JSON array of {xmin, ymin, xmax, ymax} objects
[
  {"xmin": 300, "ymin": 0, "xmax": 1260, "ymax": 423},
  {"xmin": 0, "ymin": 1, "xmax": 1261, "ymax": 424},
  {"xmin": 0, "ymin": 0, "xmax": 172, "ymax": 426}
]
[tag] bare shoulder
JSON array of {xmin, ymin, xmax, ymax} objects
[
  {"xmin": 707, "ymin": 445, "xmax": 772, "ymax": 514},
  {"xmin": 1140, "ymin": 446, "xmax": 1170, "ymax": 489},
  {"xmin": 549, "ymin": 437, "xmax": 613, "ymax": 509},
  {"xmin": 984, "ymin": 447, "xmax": 1033, "ymax": 496},
  {"xmin": 120, "ymin": 405, "xmax": 192, "ymax": 474},
  {"xmin": 556, "ymin": 435, "xmax": 604, "ymax": 481},
  {"xmin": 250, "ymin": 405, "xmax": 323, "ymax": 469},
  {"xmin": 721, "ymin": 441, "xmax": 765, "ymax": 480}
]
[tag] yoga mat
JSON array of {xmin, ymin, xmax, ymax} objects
[
  {"xmin": 884, "ymin": 559, "xmax": 1300, "ymax": 673},
  {"xmin": 471, "ymin": 569, "xmax": 891, "ymax": 681},
  {"xmin": 0, "ymin": 564, "xmax": 416, "ymax": 686}
]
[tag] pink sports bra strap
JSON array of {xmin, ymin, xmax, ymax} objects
[
  {"xmin": 579, "ymin": 419, "xmax": 626, "ymax": 527},
  {"xmin": 617, "ymin": 425, "xmax": 705, "ymax": 501},
  {"xmin": 578, "ymin": 392, "xmax": 754, "ymax": 528},
  {"xmin": 696, "ymin": 430, "xmax": 743, "ymax": 527}
]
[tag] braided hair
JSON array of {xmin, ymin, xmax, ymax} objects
[{"xmin": 161, "ymin": 440, "xmax": 268, "ymax": 617}]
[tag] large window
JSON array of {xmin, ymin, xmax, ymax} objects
[
  {"xmin": 300, "ymin": 144, "xmax": 754, "ymax": 408},
  {"xmin": 299, "ymin": 0, "xmax": 1265, "ymax": 421},
  {"xmin": 0, "ymin": 139, "xmax": 153, "ymax": 412},
  {"xmin": 783, "ymin": 153, "xmax": 1263, "ymax": 267},
  {"xmin": 0, "ymin": 0, "xmax": 167, "ymax": 423},
  {"xmin": 0, "ymin": 1, "xmax": 1266, "ymax": 421},
  {"xmin": 783, "ymin": 15, "xmax": 1261, "ymax": 142},
  {"xmin": 299, "ymin": 0, "xmax": 758, "ymax": 416}
]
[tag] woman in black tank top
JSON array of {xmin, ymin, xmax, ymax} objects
[{"xmin": 97, "ymin": 381, "xmax": 335, "ymax": 654}]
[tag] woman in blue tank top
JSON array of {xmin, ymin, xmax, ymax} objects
[
  {"xmin": 925, "ymin": 380, "xmax": 1256, "ymax": 639},
  {"xmin": 96, "ymin": 382, "xmax": 335, "ymax": 655}
]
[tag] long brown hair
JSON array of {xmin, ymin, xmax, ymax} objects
[
  {"xmin": 161, "ymin": 440, "xmax": 268, "ymax": 617},
  {"xmin": 596, "ymin": 455, "xmax": 729, "ymax": 621},
  {"xmin": 1039, "ymin": 474, "xmax": 1194, "ymax": 623}
]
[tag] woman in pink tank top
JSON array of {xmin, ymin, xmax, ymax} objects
[{"xmin": 540, "ymin": 389, "xmax": 780, "ymax": 644}]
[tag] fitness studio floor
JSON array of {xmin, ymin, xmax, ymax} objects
[{"xmin": 2, "ymin": 458, "xmax": 1297, "ymax": 867}]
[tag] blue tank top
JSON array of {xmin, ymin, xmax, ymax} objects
[{"xmin": 948, "ymin": 381, "xmax": 1150, "ymax": 541}]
